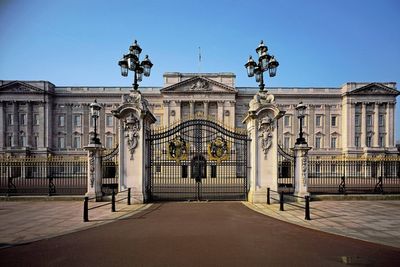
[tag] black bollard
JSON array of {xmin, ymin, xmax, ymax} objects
[
  {"xmin": 305, "ymin": 195, "xmax": 311, "ymax": 220},
  {"xmin": 83, "ymin": 197, "xmax": 89, "ymax": 222},
  {"xmin": 111, "ymin": 190, "xmax": 116, "ymax": 212}
]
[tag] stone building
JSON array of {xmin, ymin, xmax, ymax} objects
[{"xmin": 0, "ymin": 72, "xmax": 398, "ymax": 157}]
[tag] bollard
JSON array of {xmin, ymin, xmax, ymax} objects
[
  {"xmin": 128, "ymin": 188, "xmax": 131, "ymax": 205},
  {"xmin": 83, "ymin": 197, "xmax": 89, "ymax": 222},
  {"xmin": 279, "ymin": 191, "xmax": 284, "ymax": 211},
  {"xmin": 305, "ymin": 195, "xmax": 311, "ymax": 220},
  {"xmin": 111, "ymin": 190, "xmax": 116, "ymax": 212},
  {"xmin": 267, "ymin": 187, "xmax": 270, "ymax": 205}
]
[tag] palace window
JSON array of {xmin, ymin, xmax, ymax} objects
[
  {"xmin": 315, "ymin": 115, "xmax": 322, "ymax": 127},
  {"xmin": 355, "ymin": 136, "xmax": 360, "ymax": 148},
  {"xmin": 283, "ymin": 136, "xmax": 290, "ymax": 149},
  {"xmin": 331, "ymin": 116, "xmax": 337, "ymax": 127},
  {"xmin": 366, "ymin": 115, "xmax": 372, "ymax": 127},
  {"xmin": 106, "ymin": 136, "xmax": 113, "ymax": 149},
  {"xmin": 366, "ymin": 136, "xmax": 372, "ymax": 147},
  {"xmin": 58, "ymin": 137, "xmax": 65, "ymax": 149},
  {"xmin": 73, "ymin": 115, "xmax": 81, "ymax": 127},
  {"xmin": 20, "ymin": 114, "xmax": 27, "ymax": 125},
  {"xmin": 284, "ymin": 115, "xmax": 290, "ymax": 127},
  {"xmin": 59, "ymin": 115, "xmax": 65, "ymax": 127},
  {"xmin": 331, "ymin": 137, "xmax": 337, "ymax": 149},
  {"xmin": 379, "ymin": 114, "xmax": 384, "ymax": 127},
  {"xmin": 7, "ymin": 114, "xmax": 14, "ymax": 125},
  {"xmin": 379, "ymin": 135, "xmax": 385, "ymax": 147},
  {"xmin": 7, "ymin": 135, "xmax": 12, "ymax": 147},
  {"xmin": 20, "ymin": 135, "xmax": 27, "ymax": 147},
  {"xmin": 106, "ymin": 114, "xmax": 114, "ymax": 127},
  {"xmin": 315, "ymin": 136, "xmax": 321, "ymax": 149},
  {"xmin": 34, "ymin": 114, "xmax": 40, "ymax": 125},
  {"xmin": 73, "ymin": 136, "xmax": 81, "ymax": 148},
  {"xmin": 355, "ymin": 115, "xmax": 360, "ymax": 127}
]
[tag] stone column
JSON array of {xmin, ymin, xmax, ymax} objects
[
  {"xmin": 204, "ymin": 101, "xmax": 209, "ymax": 118},
  {"xmin": 189, "ymin": 101, "xmax": 194, "ymax": 118},
  {"xmin": 388, "ymin": 102, "xmax": 395, "ymax": 147},
  {"xmin": 174, "ymin": 100, "xmax": 181, "ymax": 122},
  {"xmin": 66, "ymin": 103, "xmax": 73, "ymax": 148},
  {"xmin": 324, "ymin": 104, "xmax": 330, "ymax": 149},
  {"xmin": 373, "ymin": 102, "xmax": 379, "ymax": 147},
  {"xmin": 360, "ymin": 103, "xmax": 366, "ymax": 147},
  {"xmin": 0, "ymin": 102, "xmax": 4, "ymax": 149},
  {"xmin": 38, "ymin": 102, "xmax": 45, "ymax": 148},
  {"xmin": 217, "ymin": 101, "xmax": 224, "ymax": 122},
  {"xmin": 84, "ymin": 144, "xmax": 103, "ymax": 201},
  {"xmin": 243, "ymin": 92, "xmax": 284, "ymax": 203},
  {"xmin": 27, "ymin": 101, "xmax": 33, "ymax": 147},
  {"xmin": 163, "ymin": 100, "xmax": 170, "ymax": 126},
  {"xmin": 112, "ymin": 91, "xmax": 156, "ymax": 203},
  {"xmin": 12, "ymin": 102, "xmax": 19, "ymax": 147},
  {"xmin": 292, "ymin": 144, "xmax": 311, "ymax": 198}
]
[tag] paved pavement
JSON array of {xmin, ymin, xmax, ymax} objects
[
  {"xmin": 0, "ymin": 198, "xmax": 150, "ymax": 247},
  {"xmin": 0, "ymin": 201, "xmax": 400, "ymax": 266},
  {"xmin": 0, "ymin": 202, "xmax": 399, "ymax": 267},
  {"xmin": 245, "ymin": 199, "xmax": 400, "ymax": 249}
]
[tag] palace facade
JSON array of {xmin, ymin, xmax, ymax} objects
[{"xmin": 0, "ymin": 72, "xmax": 398, "ymax": 157}]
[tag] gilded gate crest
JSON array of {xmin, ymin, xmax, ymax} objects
[
  {"xmin": 208, "ymin": 136, "xmax": 230, "ymax": 163},
  {"xmin": 168, "ymin": 135, "xmax": 189, "ymax": 163}
]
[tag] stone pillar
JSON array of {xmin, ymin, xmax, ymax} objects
[
  {"xmin": 84, "ymin": 144, "xmax": 103, "ymax": 201},
  {"xmin": 163, "ymin": 100, "xmax": 170, "ymax": 126},
  {"xmin": 27, "ymin": 101, "xmax": 33, "ymax": 147},
  {"xmin": 373, "ymin": 103, "xmax": 379, "ymax": 147},
  {"xmin": 0, "ymin": 102, "xmax": 4, "ymax": 149},
  {"xmin": 293, "ymin": 144, "xmax": 311, "ymax": 198},
  {"xmin": 189, "ymin": 101, "xmax": 195, "ymax": 118},
  {"xmin": 112, "ymin": 91, "xmax": 156, "ymax": 203},
  {"xmin": 12, "ymin": 102, "xmax": 19, "ymax": 147},
  {"xmin": 243, "ymin": 92, "xmax": 284, "ymax": 203},
  {"xmin": 204, "ymin": 101, "xmax": 209, "ymax": 118},
  {"xmin": 360, "ymin": 103, "xmax": 366, "ymax": 147},
  {"xmin": 38, "ymin": 102, "xmax": 45, "ymax": 148},
  {"xmin": 387, "ymin": 102, "xmax": 395, "ymax": 147},
  {"xmin": 217, "ymin": 101, "xmax": 224, "ymax": 122}
]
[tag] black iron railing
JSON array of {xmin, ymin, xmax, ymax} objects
[
  {"xmin": 308, "ymin": 157, "xmax": 400, "ymax": 194},
  {"xmin": 0, "ymin": 156, "xmax": 87, "ymax": 196}
]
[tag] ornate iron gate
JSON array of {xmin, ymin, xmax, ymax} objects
[
  {"xmin": 146, "ymin": 119, "xmax": 249, "ymax": 201},
  {"xmin": 277, "ymin": 144, "xmax": 295, "ymax": 193}
]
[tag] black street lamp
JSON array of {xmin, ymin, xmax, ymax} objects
[
  {"xmin": 245, "ymin": 40, "xmax": 279, "ymax": 92},
  {"xmin": 90, "ymin": 99, "xmax": 102, "ymax": 145},
  {"xmin": 118, "ymin": 40, "xmax": 153, "ymax": 91},
  {"xmin": 295, "ymin": 102, "xmax": 307, "ymax": 145}
]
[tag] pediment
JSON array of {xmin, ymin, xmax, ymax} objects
[
  {"xmin": 161, "ymin": 76, "xmax": 237, "ymax": 94},
  {"xmin": 0, "ymin": 81, "xmax": 47, "ymax": 94},
  {"xmin": 347, "ymin": 83, "xmax": 399, "ymax": 96}
]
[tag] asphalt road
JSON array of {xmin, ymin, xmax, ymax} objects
[{"xmin": 1, "ymin": 202, "xmax": 399, "ymax": 267}]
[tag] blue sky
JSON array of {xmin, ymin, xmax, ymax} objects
[{"xmin": 0, "ymin": 0, "xmax": 399, "ymax": 140}]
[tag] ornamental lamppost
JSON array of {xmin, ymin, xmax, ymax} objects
[
  {"xmin": 118, "ymin": 40, "xmax": 153, "ymax": 91},
  {"xmin": 245, "ymin": 40, "xmax": 279, "ymax": 92},
  {"xmin": 295, "ymin": 102, "xmax": 307, "ymax": 145},
  {"xmin": 90, "ymin": 99, "xmax": 102, "ymax": 145}
]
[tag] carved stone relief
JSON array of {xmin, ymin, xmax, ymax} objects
[
  {"xmin": 258, "ymin": 115, "xmax": 274, "ymax": 155},
  {"xmin": 124, "ymin": 113, "xmax": 141, "ymax": 160},
  {"xmin": 89, "ymin": 151, "xmax": 95, "ymax": 188}
]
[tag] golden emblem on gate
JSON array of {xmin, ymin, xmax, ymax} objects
[
  {"xmin": 168, "ymin": 135, "xmax": 189, "ymax": 163},
  {"xmin": 208, "ymin": 136, "xmax": 230, "ymax": 163}
]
